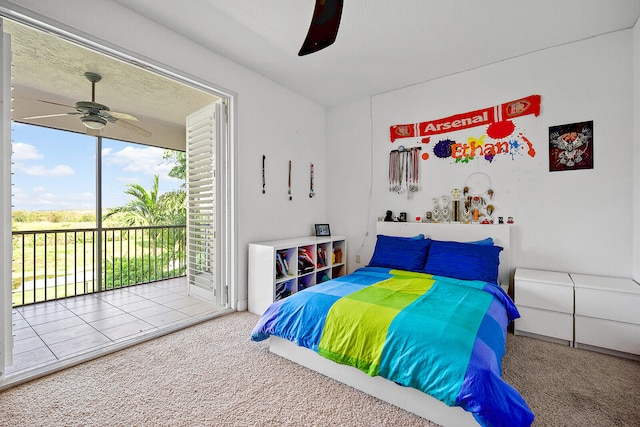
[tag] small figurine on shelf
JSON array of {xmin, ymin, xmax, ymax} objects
[
  {"xmin": 424, "ymin": 211, "xmax": 433, "ymax": 223},
  {"xmin": 507, "ymin": 216, "xmax": 515, "ymax": 224},
  {"xmin": 486, "ymin": 204, "xmax": 495, "ymax": 224},
  {"xmin": 334, "ymin": 248, "xmax": 343, "ymax": 264},
  {"xmin": 384, "ymin": 210, "xmax": 394, "ymax": 222}
]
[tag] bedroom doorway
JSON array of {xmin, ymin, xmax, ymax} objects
[{"xmin": 0, "ymin": 14, "xmax": 236, "ymax": 382}]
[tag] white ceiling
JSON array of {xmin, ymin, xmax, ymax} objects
[{"xmin": 113, "ymin": 0, "xmax": 640, "ymax": 107}]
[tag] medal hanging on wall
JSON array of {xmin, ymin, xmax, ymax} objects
[
  {"xmin": 288, "ymin": 160, "xmax": 292, "ymax": 201},
  {"xmin": 309, "ymin": 162, "xmax": 315, "ymax": 198},
  {"xmin": 389, "ymin": 146, "xmax": 421, "ymax": 194},
  {"xmin": 262, "ymin": 155, "xmax": 266, "ymax": 194}
]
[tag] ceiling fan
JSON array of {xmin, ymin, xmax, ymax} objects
[
  {"xmin": 22, "ymin": 72, "xmax": 152, "ymax": 137},
  {"xmin": 298, "ymin": 0, "xmax": 344, "ymax": 56}
]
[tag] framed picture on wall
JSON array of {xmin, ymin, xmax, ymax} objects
[
  {"xmin": 549, "ymin": 120, "xmax": 593, "ymax": 171},
  {"xmin": 315, "ymin": 224, "xmax": 331, "ymax": 237}
]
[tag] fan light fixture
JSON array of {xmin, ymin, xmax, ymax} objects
[
  {"xmin": 22, "ymin": 72, "xmax": 151, "ymax": 137},
  {"xmin": 81, "ymin": 114, "xmax": 106, "ymax": 130}
]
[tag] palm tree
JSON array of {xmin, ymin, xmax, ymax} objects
[
  {"xmin": 103, "ymin": 174, "xmax": 165, "ymax": 226},
  {"xmin": 103, "ymin": 174, "xmax": 187, "ymax": 285}
]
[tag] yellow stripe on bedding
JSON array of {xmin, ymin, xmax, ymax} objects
[{"xmin": 317, "ymin": 273, "xmax": 435, "ymax": 376}]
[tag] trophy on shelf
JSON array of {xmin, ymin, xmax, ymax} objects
[
  {"xmin": 432, "ymin": 195, "xmax": 452, "ymax": 223},
  {"xmin": 432, "ymin": 197, "xmax": 440, "ymax": 223},
  {"xmin": 451, "ymin": 188, "xmax": 461, "ymax": 223}
]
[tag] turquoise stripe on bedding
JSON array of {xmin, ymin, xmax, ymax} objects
[
  {"xmin": 317, "ymin": 271, "xmax": 435, "ymax": 375},
  {"xmin": 378, "ymin": 279, "xmax": 493, "ymax": 405}
]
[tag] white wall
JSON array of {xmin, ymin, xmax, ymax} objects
[
  {"xmin": 3, "ymin": 1, "xmax": 638, "ymax": 311},
  {"xmin": 634, "ymin": 20, "xmax": 640, "ymax": 282},
  {"xmin": 0, "ymin": 0, "xmax": 327, "ymax": 310},
  {"xmin": 328, "ymin": 30, "xmax": 635, "ymax": 281}
]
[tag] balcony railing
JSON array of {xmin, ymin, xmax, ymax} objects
[{"xmin": 11, "ymin": 225, "xmax": 186, "ymax": 307}]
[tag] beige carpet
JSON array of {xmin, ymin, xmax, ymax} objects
[{"xmin": 0, "ymin": 311, "xmax": 638, "ymax": 426}]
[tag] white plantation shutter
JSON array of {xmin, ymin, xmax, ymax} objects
[
  {"xmin": 186, "ymin": 102, "xmax": 219, "ymax": 302},
  {"xmin": 0, "ymin": 21, "xmax": 13, "ymax": 375}
]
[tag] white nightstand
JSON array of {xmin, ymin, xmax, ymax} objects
[
  {"xmin": 514, "ymin": 268, "xmax": 574, "ymax": 345},
  {"xmin": 571, "ymin": 273, "xmax": 640, "ymax": 358}
]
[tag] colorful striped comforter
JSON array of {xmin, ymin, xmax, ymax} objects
[{"xmin": 251, "ymin": 267, "xmax": 534, "ymax": 427}]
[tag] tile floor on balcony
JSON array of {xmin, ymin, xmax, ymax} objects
[{"xmin": 7, "ymin": 277, "xmax": 227, "ymax": 376}]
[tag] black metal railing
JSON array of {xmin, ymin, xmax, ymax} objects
[{"xmin": 11, "ymin": 225, "xmax": 186, "ymax": 307}]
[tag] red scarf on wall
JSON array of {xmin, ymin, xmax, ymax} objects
[{"xmin": 390, "ymin": 95, "xmax": 541, "ymax": 142}]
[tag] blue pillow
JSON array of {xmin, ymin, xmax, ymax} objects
[
  {"xmin": 468, "ymin": 237, "xmax": 494, "ymax": 245},
  {"xmin": 423, "ymin": 240, "xmax": 503, "ymax": 283},
  {"xmin": 431, "ymin": 237, "xmax": 494, "ymax": 245},
  {"xmin": 378, "ymin": 233, "xmax": 425, "ymax": 240},
  {"xmin": 368, "ymin": 235, "xmax": 431, "ymax": 272}
]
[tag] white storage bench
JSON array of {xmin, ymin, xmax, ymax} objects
[
  {"xmin": 513, "ymin": 268, "xmax": 574, "ymax": 345},
  {"xmin": 571, "ymin": 273, "xmax": 640, "ymax": 359}
]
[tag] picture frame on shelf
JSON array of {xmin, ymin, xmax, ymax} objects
[{"xmin": 315, "ymin": 224, "xmax": 331, "ymax": 237}]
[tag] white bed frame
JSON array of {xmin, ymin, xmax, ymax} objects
[{"xmin": 269, "ymin": 223, "xmax": 512, "ymax": 427}]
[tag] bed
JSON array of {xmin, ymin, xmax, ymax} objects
[{"xmin": 251, "ymin": 223, "xmax": 533, "ymax": 427}]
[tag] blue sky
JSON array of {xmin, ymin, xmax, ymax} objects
[{"xmin": 11, "ymin": 123, "xmax": 184, "ymax": 211}]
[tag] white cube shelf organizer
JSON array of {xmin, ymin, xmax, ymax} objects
[{"xmin": 248, "ymin": 236, "xmax": 346, "ymax": 315}]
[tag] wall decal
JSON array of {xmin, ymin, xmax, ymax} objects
[
  {"xmin": 389, "ymin": 95, "xmax": 541, "ymax": 164},
  {"xmin": 432, "ymin": 131, "xmax": 536, "ymax": 163},
  {"xmin": 549, "ymin": 120, "xmax": 593, "ymax": 171},
  {"xmin": 389, "ymin": 94, "xmax": 541, "ymax": 142}
]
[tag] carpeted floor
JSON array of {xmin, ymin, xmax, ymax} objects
[{"xmin": 0, "ymin": 311, "xmax": 638, "ymax": 426}]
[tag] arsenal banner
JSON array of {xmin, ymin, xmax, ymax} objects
[{"xmin": 390, "ymin": 95, "xmax": 541, "ymax": 142}]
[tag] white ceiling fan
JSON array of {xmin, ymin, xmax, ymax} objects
[{"xmin": 22, "ymin": 71, "xmax": 152, "ymax": 137}]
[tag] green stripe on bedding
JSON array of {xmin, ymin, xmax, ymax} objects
[{"xmin": 317, "ymin": 273, "xmax": 435, "ymax": 376}]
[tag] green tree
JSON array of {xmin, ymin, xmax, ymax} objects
[
  {"xmin": 158, "ymin": 189, "xmax": 186, "ymax": 225},
  {"xmin": 163, "ymin": 150, "xmax": 186, "ymax": 182},
  {"xmin": 104, "ymin": 174, "xmax": 165, "ymax": 226}
]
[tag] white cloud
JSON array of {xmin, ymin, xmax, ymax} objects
[
  {"xmin": 12, "ymin": 186, "xmax": 94, "ymax": 210},
  {"xmin": 12, "ymin": 142, "xmax": 43, "ymax": 161},
  {"xmin": 102, "ymin": 147, "xmax": 112, "ymax": 157},
  {"xmin": 15, "ymin": 164, "xmax": 75, "ymax": 177},
  {"xmin": 105, "ymin": 146, "xmax": 171, "ymax": 175}
]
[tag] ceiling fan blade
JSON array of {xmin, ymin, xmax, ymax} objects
[
  {"xmin": 38, "ymin": 99, "xmax": 76, "ymax": 109},
  {"xmin": 113, "ymin": 118, "xmax": 152, "ymax": 137},
  {"xmin": 298, "ymin": 0, "xmax": 343, "ymax": 56},
  {"xmin": 21, "ymin": 112, "xmax": 80, "ymax": 120},
  {"xmin": 105, "ymin": 111, "xmax": 139, "ymax": 122}
]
